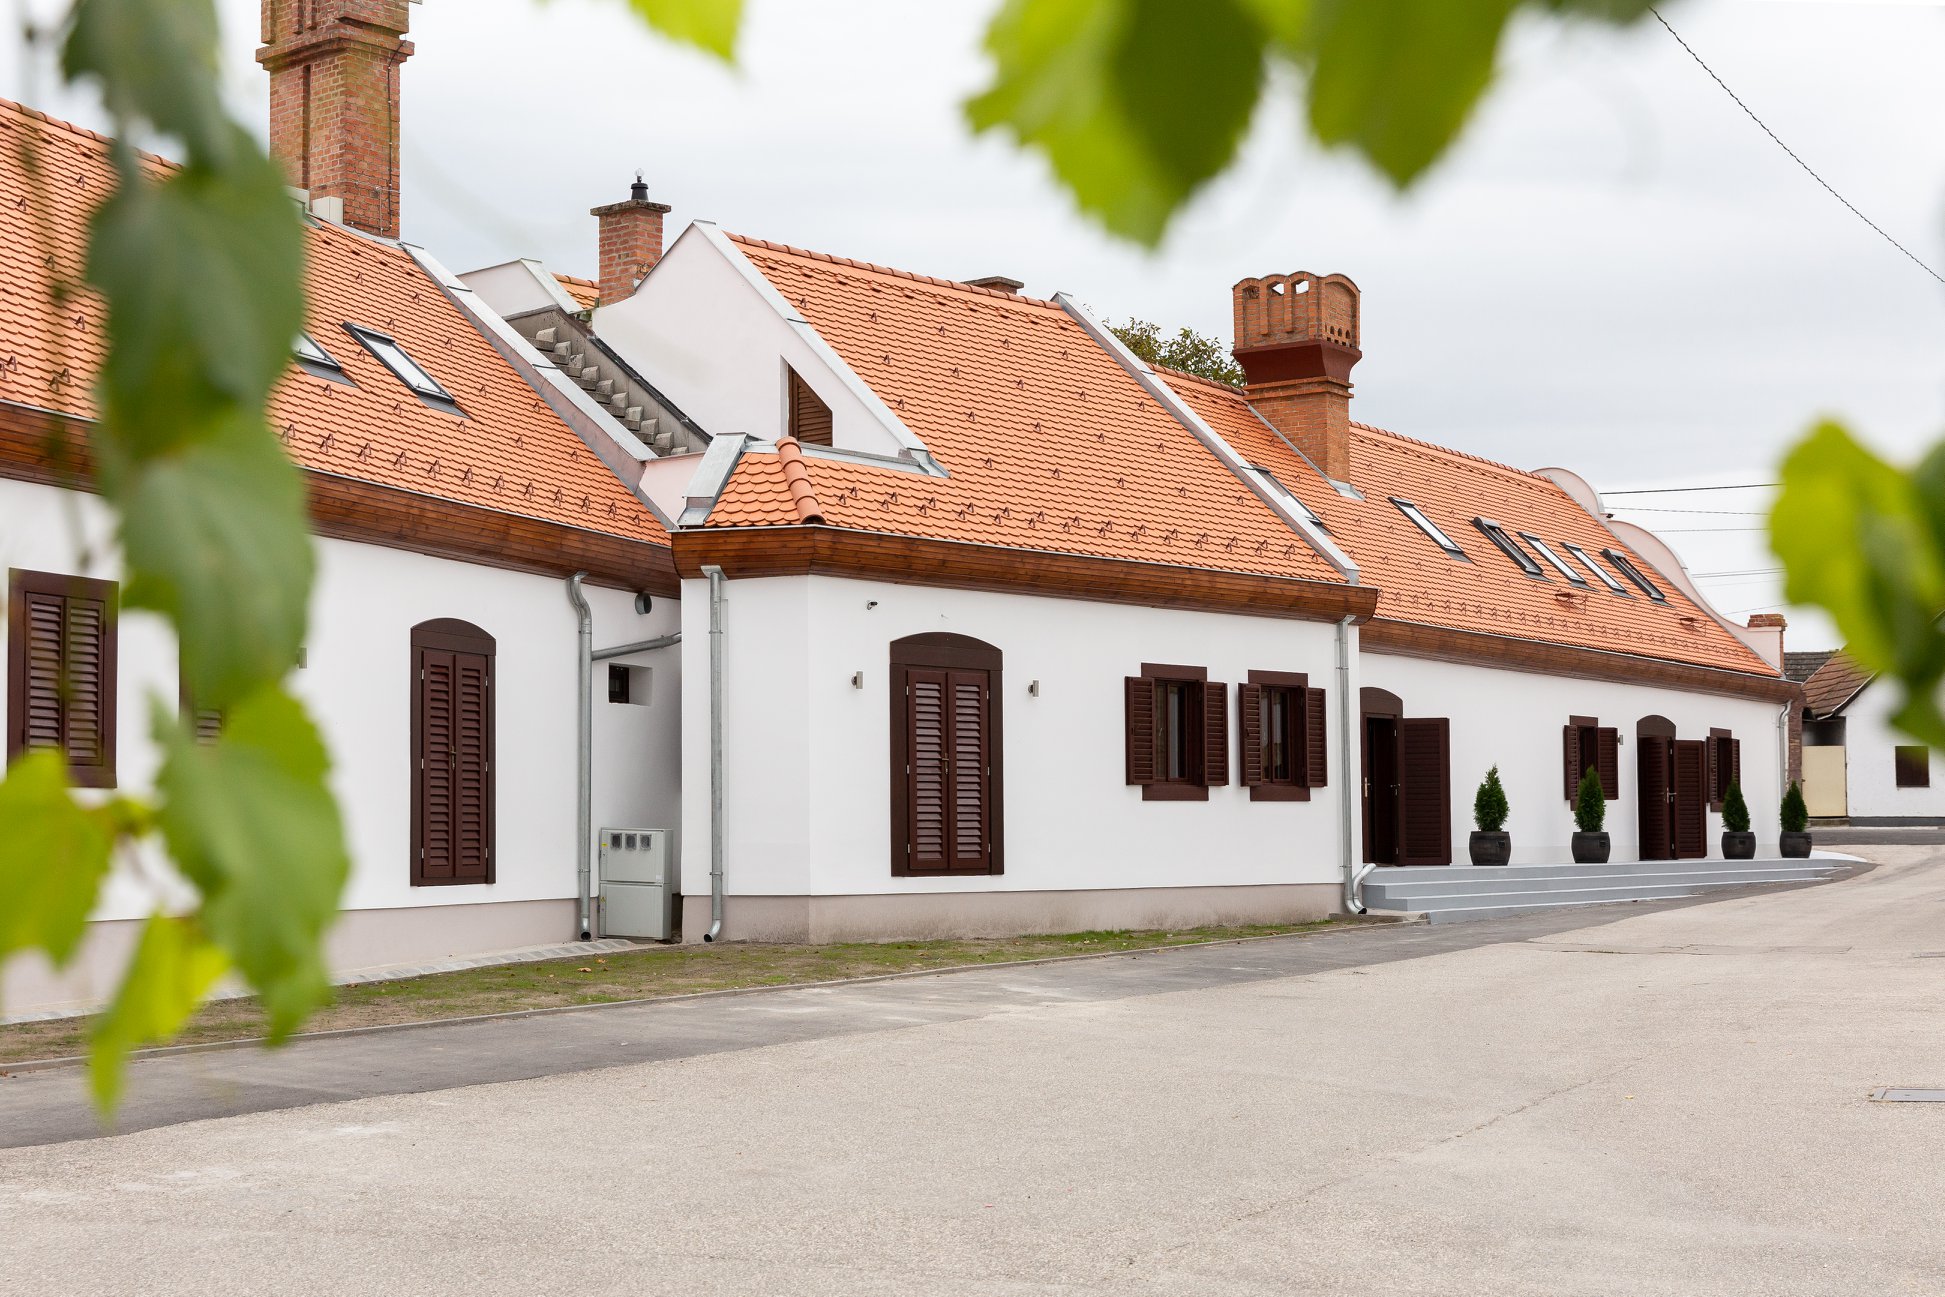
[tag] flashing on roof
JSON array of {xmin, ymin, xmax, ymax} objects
[
  {"xmin": 295, "ymin": 333, "xmax": 354, "ymax": 386},
  {"xmin": 1391, "ymin": 498, "xmax": 1467, "ymax": 559},
  {"xmin": 1246, "ymin": 465, "xmax": 1328, "ymax": 532},
  {"xmin": 1563, "ymin": 542, "xmax": 1629, "ymax": 596},
  {"xmin": 1603, "ymin": 548, "xmax": 1667, "ymax": 602},
  {"xmin": 1473, "ymin": 518, "xmax": 1543, "ymax": 578},
  {"xmin": 344, "ymin": 322, "xmax": 463, "ymax": 414},
  {"xmin": 1519, "ymin": 532, "xmax": 1586, "ymax": 586}
]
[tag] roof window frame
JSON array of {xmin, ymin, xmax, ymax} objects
[
  {"xmin": 295, "ymin": 332, "xmax": 353, "ymax": 385},
  {"xmin": 343, "ymin": 322, "xmax": 462, "ymax": 412},
  {"xmin": 1245, "ymin": 465, "xmax": 1329, "ymax": 533},
  {"xmin": 1602, "ymin": 548, "xmax": 1668, "ymax": 602},
  {"xmin": 1472, "ymin": 517, "xmax": 1545, "ymax": 578},
  {"xmin": 1518, "ymin": 532, "xmax": 1587, "ymax": 586},
  {"xmin": 1390, "ymin": 497, "xmax": 1467, "ymax": 560},
  {"xmin": 1562, "ymin": 542, "xmax": 1630, "ymax": 596}
]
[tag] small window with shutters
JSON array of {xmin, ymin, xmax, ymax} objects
[
  {"xmin": 1562, "ymin": 716, "xmax": 1619, "ymax": 801},
  {"xmin": 1125, "ymin": 664, "xmax": 1226, "ymax": 801},
  {"xmin": 1707, "ymin": 727, "xmax": 1740, "ymax": 810},
  {"xmin": 411, "ymin": 619, "xmax": 496, "ymax": 886},
  {"xmin": 7, "ymin": 568, "xmax": 117, "ymax": 787},
  {"xmin": 1895, "ymin": 745, "xmax": 1930, "ymax": 788},
  {"xmin": 786, "ymin": 365, "xmax": 834, "ymax": 447},
  {"xmin": 1239, "ymin": 670, "xmax": 1327, "ymax": 802}
]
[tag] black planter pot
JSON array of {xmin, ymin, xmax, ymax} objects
[
  {"xmin": 1571, "ymin": 831, "xmax": 1610, "ymax": 864},
  {"xmin": 1779, "ymin": 831, "xmax": 1813, "ymax": 859},
  {"xmin": 1469, "ymin": 831, "xmax": 1511, "ymax": 866},
  {"xmin": 1721, "ymin": 830, "xmax": 1756, "ymax": 860}
]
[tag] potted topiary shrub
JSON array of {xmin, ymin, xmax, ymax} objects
[
  {"xmin": 1470, "ymin": 765, "xmax": 1511, "ymax": 866},
  {"xmin": 1779, "ymin": 780, "xmax": 1812, "ymax": 858},
  {"xmin": 1571, "ymin": 765, "xmax": 1610, "ymax": 863},
  {"xmin": 1721, "ymin": 780, "xmax": 1755, "ymax": 859}
]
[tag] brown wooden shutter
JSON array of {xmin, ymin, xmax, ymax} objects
[
  {"xmin": 789, "ymin": 369, "xmax": 834, "ymax": 446},
  {"xmin": 1200, "ymin": 682, "xmax": 1229, "ymax": 786},
  {"xmin": 1638, "ymin": 736, "xmax": 1671, "ymax": 860},
  {"xmin": 1731, "ymin": 738, "xmax": 1742, "ymax": 793},
  {"xmin": 1562, "ymin": 724, "xmax": 1580, "ymax": 800},
  {"xmin": 1302, "ymin": 686, "xmax": 1328, "ymax": 788},
  {"xmin": 1398, "ymin": 717, "xmax": 1450, "ymax": 865},
  {"xmin": 452, "ymin": 652, "xmax": 492, "ymax": 881},
  {"xmin": 412, "ymin": 620, "xmax": 495, "ymax": 886},
  {"xmin": 1673, "ymin": 739, "xmax": 1708, "ymax": 858},
  {"xmin": 7, "ymin": 572, "xmax": 117, "ymax": 787},
  {"xmin": 1595, "ymin": 728, "xmax": 1619, "ymax": 800},
  {"xmin": 908, "ymin": 668, "xmax": 950, "ymax": 870},
  {"xmin": 947, "ymin": 670, "xmax": 990, "ymax": 870},
  {"xmin": 418, "ymin": 648, "xmax": 458, "ymax": 883},
  {"xmin": 22, "ymin": 590, "xmax": 67, "ymax": 753},
  {"xmin": 1125, "ymin": 676, "xmax": 1156, "ymax": 785},
  {"xmin": 1237, "ymin": 683, "xmax": 1264, "ymax": 787}
]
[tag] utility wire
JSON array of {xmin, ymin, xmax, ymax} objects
[
  {"xmin": 1609, "ymin": 505, "xmax": 1768, "ymax": 516},
  {"xmin": 1651, "ymin": 7, "xmax": 1945, "ymax": 287},
  {"xmin": 1603, "ymin": 482, "xmax": 1778, "ymax": 496}
]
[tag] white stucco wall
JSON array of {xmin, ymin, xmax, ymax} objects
[
  {"xmin": 0, "ymin": 476, "xmax": 681, "ymax": 929},
  {"xmin": 1362, "ymin": 652, "xmax": 1788, "ymax": 860},
  {"xmin": 1837, "ymin": 681, "xmax": 1945, "ymax": 820},
  {"xmin": 679, "ymin": 572, "xmax": 1349, "ymax": 907}
]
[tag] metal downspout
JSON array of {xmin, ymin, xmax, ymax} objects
[
  {"xmin": 702, "ymin": 565, "xmax": 727, "ymax": 942},
  {"xmin": 566, "ymin": 572, "xmax": 595, "ymax": 941},
  {"xmin": 1337, "ymin": 615, "xmax": 1369, "ymax": 914}
]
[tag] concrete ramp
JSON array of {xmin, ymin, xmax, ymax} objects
[{"xmin": 1362, "ymin": 857, "xmax": 1846, "ymax": 923}]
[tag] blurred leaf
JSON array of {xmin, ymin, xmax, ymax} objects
[
  {"xmin": 1773, "ymin": 421, "xmax": 1945, "ymax": 747},
  {"xmin": 62, "ymin": 0, "xmax": 229, "ymax": 161},
  {"xmin": 86, "ymin": 135, "xmax": 305, "ymax": 450},
  {"xmin": 156, "ymin": 686, "xmax": 349, "ymax": 1038},
  {"xmin": 89, "ymin": 914, "xmax": 227, "ymax": 1111},
  {"xmin": 968, "ymin": 0, "xmax": 1267, "ymax": 244},
  {"xmin": 621, "ymin": 0, "xmax": 744, "ymax": 60},
  {"xmin": 104, "ymin": 413, "xmax": 312, "ymax": 710},
  {"xmin": 0, "ymin": 752, "xmax": 114, "ymax": 968}
]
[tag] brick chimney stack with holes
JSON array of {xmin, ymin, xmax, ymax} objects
[
  {"xmin": 257, "ymin": 0, "xmax": 414, "ymax": 240},
  {"xmin": 1231, "ymin": 272, "xmax": 1362, "ymax": 482},
  {"xmin": 590, "ymin": 174, "xmax": 672, "ymax": 307}
]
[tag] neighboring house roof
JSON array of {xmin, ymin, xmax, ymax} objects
[
  {"xmin": 701, "ymin": 236, "xmax": 1347, "ymax": 588},
  {"xmin": 1800, "ymin": 651, "xmax": 1873, "ymax": 718},
  {"xmin": 1163, "ymin": 368, "xmax": 1777, "ymax": 677},
  {"xmin": 1784, "ymin": 650, "xmax": 1835, "ymax": 683},
  {"xmin": 0, "ymin": 98, "xmax": 670, "ymax": 580},
  {"xmin": 554, "ymin": 273, "xmax": 601, "ymax": 311}
]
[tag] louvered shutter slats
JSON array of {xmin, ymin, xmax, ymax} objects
[
  {"xmin": 413, "ymin": 633, "xmax": 495, "ymax": 886},
  {"xmin": 908, "ymin": 670, "xmax": 949, "ymax": 869},
  {"xmin": 1596, "ymin": 728, "xmax": 1620, "ymax": 800},
  {"xmin": 23, "ymin": 594, "xmax": 65, "ymax": 751},
  {"xmin": 1201, "ymin": 682, "xmax": 1229, "ymax": 787},
  {"xmin": 454, "ymin": 654, "xmax": 490, "ymax": 880},
  {"xmin": 1732, "ymin": 738, "xmax": 1742, "ymax": 792},
  {"xmin": 1302, "ymin": 687, "xmax": 1328, "ymax": 788},
  {"xmin": 1639, "ymin": 737, "xmax": 1672, "ymax": 860},
  {"xmin": 419, "ymin": 649, "xmax": 457, "ymax": 882},
  {"xmin": 949, "ymin": 671, "xmax": 987, "ymax": 868},
  {"xmin": 1237, "ymin": 684, "xmax": 1264, "ymax": 787},
  {"xmin": 10, "ymin": 577, "xmax": 116, "ymax": 785},
  {"xmin": 1125, "ymin": 676, "xmax": 1156, "ymax": 785},
  {"xmin": 1562, "ymin": 725, "xmax": 1580, "ymax": 800},
  {"xmin": 1674, "ymin": 740, "xmax": 1708, "ymax": 858},
  {"xmin": 1399, "ymin": 718, "xmax": 1451, "ymax": 866}
]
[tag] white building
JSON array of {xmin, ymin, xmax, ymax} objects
[{"xmin": 1799, "ymin": 652, "xmax": 1945, "ymax": 823}]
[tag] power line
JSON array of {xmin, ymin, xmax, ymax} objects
[
  {"xmin": 1609, "ymin": 505, "xmax": 1768, "ymax": 516},
  {"xmin": 1651, "ymin": 7, "xmax": 1945, "ymax": 287},
  {"xmin": 1603, "ymin": 482, "xmax": 1778, "ymax": 496},
  {"xmin": 1652, "ymin": 526, "xmax": 1769, "ymax": 533}
]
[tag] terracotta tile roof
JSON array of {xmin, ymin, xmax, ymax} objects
[
  {"xmin": 1162, "ymin": 368, "xmax": 1777, "ymax": 676},
  {"xmin": 0, "ymin": 97, "xmax": 666, "ymax": 548},
  {"xmin": 702, "ymin": 237, "xmax": 1344, "ymax": 586},
  {"xmin": 1800, "ymin": 651, "xmax": 1872, "ymax": 718},
  {"xmin": 554, "ymin": 273, "xmax": 600, "ymax": 311}
]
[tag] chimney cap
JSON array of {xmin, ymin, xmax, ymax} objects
[
  {"xmin": 964, "ymin": 275, "xmax": 1024, "ymax": 294},
  {"xmin": 1747, "ymin": 613, "xmax": 1788, "ymax": 629},
  {"xmin": 630, "ymin": 171, "xmax": 648, "ymax": 203}
]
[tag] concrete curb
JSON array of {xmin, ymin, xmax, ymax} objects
[{"xmin": 0, "ymin": 915, "xmax": 1420, "ymax": 1078}]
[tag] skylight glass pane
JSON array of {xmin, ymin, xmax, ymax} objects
[
  {"xmin": 1520, "ymin": 533, "xmax": 1586, "ymax": 586},
  {"xmin": 1474, "ymin": 518, "xmax": 1543, "ymax": 577},
  {"xmin": 1604, "ymin": 549, "xmax": 1667, "ymax": 602},
  {"xmin": 1391, "ymin": 498, "xmax": 1464, "ymax": 557},
  {"xmin": 346, "ymin": 324, "xmax": 454, "ymax": 402},
  {"xmin": 295, "ymin": 333, "xmax": 340, "ymax": 369},
  {"xmin": 1564, "ymin": 543, "xmax": 1628, "ymax": 595}
]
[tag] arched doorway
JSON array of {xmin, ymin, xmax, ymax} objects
[
  {"xmin": 411, "ymin": 618, "xmax": 496, "ymax": 886},
  {"xmin": 889, "ymin": 634, "xmax": 1003, "ymax": 877},
  {"xmin": 1636, "ymin": 715, "xmax": 1706, "ymax": 860},
  {"xmin": 1362, "ymin": 687, "xmax": 1450, "ymax": 866}
]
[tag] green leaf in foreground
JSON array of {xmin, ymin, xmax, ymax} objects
[
  {"xmin": 1774, "ymin": 421, "xmax": 1945, "ymax": 747},
  {"xmin": 621, "ymin": 0, "xmax": 744, "ymax": 60},
  {"xmin": 157, "ymin": 686, "xmax": 349, "ymax": 1039},
  {"xmin": 967, "ymin": 0, "xmax": 1267, "ymax": 245},
  {"xmin": 0, "ymin": 752, "xmax": 114, "ymax": 968},
  {"xmin": 62, "ymin": 0, "xmax": 229, "ymax": 161},
  {"xmin": 90, "ymin": 914, "xmax": 228, "ymax": 1111}
]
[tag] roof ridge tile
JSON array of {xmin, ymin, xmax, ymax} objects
[
  {"xmin": 774, "ymin": 435, "xmax": 827, "ymax": 524},
  {"xmin": 727, "ymin": 234, "xmax": 1062, "ymax": 310}
]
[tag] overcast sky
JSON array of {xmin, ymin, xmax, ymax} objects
[{"xmin": 8, "ymin": 0, "xmax": 1944, "ymax": 650}]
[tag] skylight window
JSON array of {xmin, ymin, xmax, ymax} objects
[
  {"xmin": 1563, "ymin": 543, "xmax": 1629, "ymax": 595},
  {"xmin": 1391, "ymin": 498, "xmax": 1465, "ymax": 558},
  {"xmin": 1472, "ymin": 519, "xmax": 1543, "ymax": 577},
  {"xmin": 1603, "ymin": 549, "xmax": 1667, "ymax": 602},
  {"xmin": 296, "ymin": 333, "xmax": 341, "ymax": 371},
  {"xmin": 1519, "ymin": 532, "xmax": 1586, "ymax": 586},
  {"xmin": 344, "ymin": 323, "xmax": 457, "ymax": 406},
  {"xmin": 1246, "ymin": 465, "xmax": 1328, "ymax": 532}
]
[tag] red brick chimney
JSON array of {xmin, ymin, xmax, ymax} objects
[
  {"xmin": 1232, "ymin": 272, "xmax": 1361, "ymax": 482},
  {"xmin": 257, "ymin": 0, "xmax": 413, "ymax": 240},
  {"xmin": 590, "ymin": 175, "xmax": 672, "ymax": 307}
]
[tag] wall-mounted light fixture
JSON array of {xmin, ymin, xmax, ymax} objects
[
  {"xmin": 1028, "ymin": 680, "xmax": 1040, "ymax": 697},
  {"xmin": 851, "ymin": 672, "xmax": 864, "ymax": 690},
  {"xmin": 865, "ymin": 601, "xmax": 879, "ymax": 610}
]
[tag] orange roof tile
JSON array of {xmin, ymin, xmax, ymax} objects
[
  {"xmin": 555, "ymin": 273, "xmax": 600, "ymax": 311},
  {"xmin": 0, "ymin": 98, "xmax": 666, "ymax": 548},
  {"xmin": 1162, "ymin": 368, "xmax": 1777, "ymax": 675},
  {"xmin": 704, "ymin": 237, "xmax": 1344, "ymax": 586}
]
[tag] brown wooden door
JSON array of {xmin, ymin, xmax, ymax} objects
[
  {"xmin": 416, "ymin": 644, "xmax": 493, "ymax": 884},
  {"xmin": 1398, "ymin": 717, "xmax": 1451, "ymax": 866},
  {"xmin": 1363, "ymin": 715, "xmax": 1400, "ymax": 864},
  {"xmin": 1638, "ymin": 736, "xmax": 1672, "ymax": 860},
  {"xmin": 899, "ymin": 665, "xmax": 992, "ymax": 873},
  {"xmin": 1673, "ymin": 739, "xmax": 1708, "ymax": 859}
]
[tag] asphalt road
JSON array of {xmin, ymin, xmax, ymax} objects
[{"xmin": 1, "ymin": 847, "xmax": 1939, "ymax": 1295}]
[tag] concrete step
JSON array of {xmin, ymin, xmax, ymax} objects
[
  {"xmin": 1366, "ymin": 872, "xmax": 1842, "ymax": 925},
  {"xmin": 1368, "ymin": 857, "xmax": 1824, "ymax": 882},
  {"xmin": 1362, "ymin": 865, "xmax": 1838, "ymax": 905}
]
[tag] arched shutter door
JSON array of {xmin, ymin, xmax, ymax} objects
[
  {"xmin": 415, "ymin": 641, "xmax": 494, "ymax": 885},
  {"xmin": 1303, "ymin": 687, "xmax": 1328, "ymax": 788},
  {"xmin": 1201, "ymin": 682, "xmax": 1229, "ymax": 787},
  {"xmin": 1639, "ymin": 736, "xmax": 1672, "ymax": 860}
]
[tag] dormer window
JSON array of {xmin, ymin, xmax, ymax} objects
[
  {"xmin": 1473, "ymin": 518, "xmax": 1543, "ymax": 577},
  {"xmin": 345, "ymin": 323, "xmax": 459, "ymax": 410},
  {"xmin": 1245, "ymin": 465, "xmax": 1328, "ymax": 532},
  {"xmin": 295, "ymin": 333, "xmax": 351, "ymax": 384},
  {"xmin": 787, "ymin": 366, "xmax": 833, "ymax": 447},
  {"xmin": 1520, "ymin": 532, "xmax": 1586, "ymax": 586},
  {"xmin": 1603, "ymin": 549, "xmax": 1667, "ymax": 602},
  {"xmin": 1563, "ymin": 543, "xmax": 1629, "ymax": 595},
  {"xmin": 1391, "ymin": 498, "xmax": 1466, "ymax": 559}
]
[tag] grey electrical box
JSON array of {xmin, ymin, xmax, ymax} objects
[{"xmin": 599, "ymin": 828, "xmax": 672, "ymax": 940}]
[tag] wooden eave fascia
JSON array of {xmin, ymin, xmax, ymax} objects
[
  {"xmin": 670, "ymin": 523, "xmax": 1376, "ymax": 623},
  {"xmin": 1360, "ymin": 616, "xmax": 1800, "ymax": 703},
  {"xmin": 0, "ymin": 399, "xmax": 677, "ymax": 593}
]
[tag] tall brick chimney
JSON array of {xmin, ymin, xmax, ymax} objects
[
  {"xmin": 257, "ymin": 0, "xmax": 414, "ymax": 240},
  {"xmin": 1232, "ymin": 272, "xmax": 1361, "ymax": 482},
  {"xmin": 590, "ymin": 175, "xmax": 672, "ymax": 307}
]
